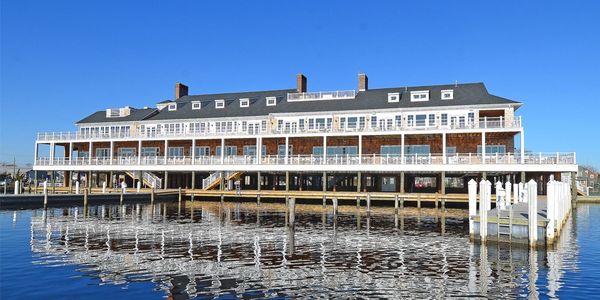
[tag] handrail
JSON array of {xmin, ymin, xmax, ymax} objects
[
  {"xmin": 35, "ymin": 152, "xmax": 577, "ymax": 167},
  {"xmin": 35, "ymin": 116, "xmax": 524, "ymax": 141}
]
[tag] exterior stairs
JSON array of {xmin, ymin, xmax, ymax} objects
[
  {"xmin": 202, "ymin": 171, "xmax": 243, "ymax": 190},
  {"xmin": 126, "ymin": 171, "xmax": 163, "ymax": 189}
]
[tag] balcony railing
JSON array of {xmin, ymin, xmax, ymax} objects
[
  {"xmin": 36, "ymin": 116, "xmax": 523, "ymax": 142},
  {"xmin": 34, "ymin": 152, "xmax": 576, "ymax": 167}
]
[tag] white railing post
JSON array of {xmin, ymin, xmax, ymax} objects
[
  {"xmin": 505, "ymin": 181, "xmax": 512, "ymax": 205},
  {"xmin": 547, "ymin": 179, "xmax": 556, "ymax": 244}
]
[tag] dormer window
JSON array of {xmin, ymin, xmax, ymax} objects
[
  {"xmin": 441, "ymin": 89, "xmax": 454, "ymax": 100},
  {"xmin": 168, "ymin": 103, "xmax": 177, "ymax": 111},
  {"xmin": 266, "ymin": 97, "xmax": 277, "ymax": 106},
  {"xmin": 410, "ymin": 90, "xmax": 429, "ymax": 102},
  {"xmin": 387, "ymin": 93, "xmax": 400, "ymax": 103},
  {"xmin": 215, "ymin": 99, "xmax": 225, "ymax": 109},
  {"xmin": 240, "ymin": 98, "xmax": 249, "ymax": 108},
  {"xmin": 192, "ymin": 101, "xmax": 201, "ymax": 110}
]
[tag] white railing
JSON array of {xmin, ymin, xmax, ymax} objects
[
  {"xmin": 287, "ymin": 90, "xmax": 356, "ymax": 101},
  {"xmin": 36, "ymin": 116, "xmax": 523, "ymax": 142},
  {"xmin": 143, "ymin": 171, "xmax": 162, "ymax": 189},
  {"xmin": 201, "ymin": 171, "xmax": 234, "ymax": 189},
  {"xmin": 36, "ymin": 152, "xmax": 576, "ymax": 167}
]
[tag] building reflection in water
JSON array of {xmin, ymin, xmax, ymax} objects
[{"xmin": 26, "ymin": 201, "xmax": 578, "ymax": 299}]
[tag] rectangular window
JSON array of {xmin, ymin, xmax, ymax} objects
[
  {"xmin": 168, "ymin": 103, "xmax": 177, "ymax": 111},
  {"xmin": 192, "ymin": 101, "xmax": 201, "ymax": 110},
  {"xmin": 347, "ymin": 117, "xmax": 358, "ymax": 128},
  {"xmin": 315, "ymin": 118, "xmax": 326, "ymax": 129},
  {"xmin": 414, "ymin": 177, "xmax": 437, "ymax": 188},
  {"xmin": 446, "ymin": 146, "xmax": 457, "ymax": 155},
  {"xmin": 415, "ymin": 114, "xmax": 427, "ymax": 126},
  {"xmin": 192, "ymin": 146, "xmax": 210, "ymax": 156},
  {"xmin": 441, "ymin": 113, "xmax": 448, "ymax": 126},
  {"xmin": 410, "ymin": 91, "xmax": 429, "ymax": 102},
  {"xmin": 240, "ymin": 98, "xmax": 250, "ymax": 107},
  {"xmin": 299, "ymin": 119, "xmax": 305, "ymax": 130},
  {"xmin": 477, "ymin": 145, "xmax": 506, "ymax": 154},
  {"xmin": 118, "ymin": 148, "xmax": 136, "ymax": 157},
  {"xmin": 405, "ymin": 145, "xmax": 430, "ymax": 155},
  {"xmin": 340, "ymin": 117, "xmax": 346, "ymax": 129},
  {"xmin": 141, "ymin": 147, "xmax": 159, "ymax": 157},
  {"xmin": 312, "ymin": 146, "xmax": 323, "ymax": 156},
  {"xmin": 95, "ymin": 148, "xmax": 110, "ymax": 158},
  {"xmin": 408, "ymin": 115, "xmax": 414, "ymax": 127},
  {"xmin": 167, "ymin": 147, "xmax": 184, "ymax": 158},
  {"xmin": 371, "ymin": 116, "xmax": 378, "ymax": 128},
  {"xmin": 243, "ymin": 145, "xmax": 256, "ymax": 156},
  {"xmin": 215, "ymin": 99, "xmax": 225, "ymax": 109},
  {"xmin": 216, "ymin": 146, "xmax": 237, "ymax": 156},
  {"xmin": 445, "ymin": 177, "xmax": 464, "ymax": 188},
  {"xmin": 359, "ymin": 116, "xmax": 366, "ymax": 129},
  {"xmin": 388, "ymin": 92, "xmax": 400, "ymax": 103},
  {"xmin": 428, "ymin": 114, "xmax": 435, "ymax": 126},
  {"xmin": 326, "ymin": 146, "xmax": 358, "ymax": 155},
  {"xmin": 468, "ymin": 112, "xmax": 475, "ymax": 126},
  {"xmin": 278, "ymin": 144, "xmax": 293, "ymax": 156},
  {"xmin": 395, "ymin": 115, "xmax": 402, "ymax": 127},
  {"xmin": 266, "ymin": 97, "xmax": 277, "ymax": 106},
  {"xmin": 381, "ymin": 145, "xmax": 401, "ymax": 155}
]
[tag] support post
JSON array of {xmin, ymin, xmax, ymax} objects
[
  {"xmin": 191, "ymin": 139, "xmax": 196, "ymax": 165},
  {"xmin": 322, "ymin": 172, "xmax": 327, "ymax": 192},
  {"xmin": 571, "ymin": 171, "xmax": 577, "ymax": 208},
  {"xmin": 120, "ymin": 188, "xmax": 124, "ymax": 205},
  {"xmin": 527, "ymin": 179, "xmax": 538, "ymax": 248},
  {"xmin": 441, "ymin": 171, "xmax": 446, "ymax": 195},
  {"xmin": 400, "ymin": 134, "xmax": 405, "ymax": 164},
  {"xmin": 43, "ymin": 181, "xmax": 48, "ymax": 207},
  {"xmin": 358, "ymin": 135, "xmax": 362, "ymax": 164},
  {"xmin": 322, "ymin": 196, "xmax": 326, "ymax": 207},
  {"xmin": 481, "ymin": 132, "xmax": 486, "ymax": 164},
  {"xmin": 285, "ymin": 171, "xmax": 289, "ymax": 192},
  {"xmin": 546, "ymin": 179, "xmax": 556, "ymax": 245},
  {"xmin": 366, "ymin": 193, "xmax": 371, "ymax": 213},
  {"xmin": 323, "ymin": 136, "xmax": 327, "ymax": 164},
  {"xmin": 468, "ymin": 179, "xmax": 477, "ymax": 239},
  {"xmin": 84, "ymin": 188, "xmax": 88, "ymax": 206},
  {"xmin": 400, "ymin": 172, "xmax": 405, "ymax": 194},
  {"xmin": 442, "ymin": 133, "xmax": 447, "ymax": 164},
  {"xmin": 395, "ymin": 194, "xmax": 399, "ymax": 214},
  {"xmin": 288, "ymin": 197, "xmax": 295, "ymax": 227},
  {"xmin": 285, "ymin": 136, "xmax": 289, "ymax": 165},
  {"xmin": 520, "ymin": 130, "xmax": 525, "ymax": 164},
  {"xmin": 151, "ymin": 188, "xmax": 155, "ymax": 204},
  {"xmin": 333, "ymin": 197, "xmax": 338, "ymax": 215},
  {"xmin": 191, "ymin": 172, "xmax": 196, "ymax": 190},
  {"xmin": 357, "ymin": 172, "xmax": 361, "ymax": 193},
  {"xmin": 479, "ymin": 179, "xmax": 491, "ymax": 243},
  {"xmin": 257, "ymin": 171, "xmax": 261, "ymax": 192},
  {"xmin": 178, "ymin": 187, "xmax": 182, "ymax": 205},
  {"xmin": 138, "ymin": 140, "xmax": 142, "ymax": 165},
  {"xmin": 164, "ymin": 171, "xmax": 168, "ymax": 190}
]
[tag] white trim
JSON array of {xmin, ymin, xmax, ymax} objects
[
  {"xmin": 441, "ymin": 89, "xmax": 454, "ymax": 100},
  {"xmin": 215, "ymin": 99, "xmax": 225, "ymax": 109},
  {"xmin": 266, "ymin": 97, "xmax": 277, "ymax": 106},
  {"xmin": 240, "ymin": 98, "xmax": 249, "ymax": 108},
  {"xmin": 168, "ymin": 103, "xmax": 177, "ymax": 111},
  {"xmin": 191, "ymin": 101, "xmax": 201, "ymax": 110},
  {"xmin": 410, "ymin": 90, "xmax": 429, "ymax": 102},
  {"xmin": 387, "ymin": 92, "xmax": 400, "ymax": 103}
]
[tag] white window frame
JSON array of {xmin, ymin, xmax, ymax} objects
[
  {"xmin": 387, "ymin": 92, "xmax": 400, "ymax": 103},
  {"xmin": 266, "ymin": 97, "xmax": 277, "ymax": 106},
  {"xmin": 168, "ymin": 103, "xmax": 177, "ymax": 111},
  {"xmin": 441, "ymin": 89, "xmax": 454, "ymax": 100},
  {"xmin": 215, "ymin": 99, "xmax": 225, "ymax": 109},
  {"xmin": 410, "ymin": 90, "xmax": 429, "ymax": 102},
  {"xmin": 240, "ymin": 98, "xmax": 249, "ymax": 108},
  {"xmin": 192, "ymin": 101, "xmax": 201, "ymax": 110}
]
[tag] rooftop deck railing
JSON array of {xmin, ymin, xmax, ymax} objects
[
  {"xmin": 36, "ymin": 116, "xmax": 523, "ymax": 142},
  {"xmin": 34, "ymin": 151, "xmax": 576, "ymax": 167},
  {"xmin": 287, "ymin": 90, "xmax": 356, "ymax": 101}
]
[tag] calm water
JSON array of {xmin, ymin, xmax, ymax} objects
[{"xmin": 0, "ymin": 201, "xmax": 599, "ymax": 299}]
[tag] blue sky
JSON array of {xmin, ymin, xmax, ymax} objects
[{"xmin": 1, "ymin": 1, "xmax": 599, "ymax": 168}]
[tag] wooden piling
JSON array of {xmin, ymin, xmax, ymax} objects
[
  {"xmin": 257, "ymin": 194, "xmax": 261, "ymax": 205},
  {"xmin": 119, "ymin": 189, "xmax": 123, "ymax": 205},
  {"xmin": 366, "ymin": 193, "xmax": 371, "ymax": 213},
  {"xmin": 84, "ymin": 188, "xmax": 88, "ymax": 206},
  {"xmin": 288, "ymin": 197, "xmax": 296, "ymax": 226},
  {"xmin": 435, "ymin": 193, "xmax": 439, "ymax": 209},
  {"xmin": 178, "ymin": 187, "xmax": 182, "ymax": 204},
  {"xmin": 151, "ymin": 188, "xmax": 155, "ymax": 204},
  {"xmin": 417, "ymin": 195, "xmax": 421, "ymax": 209},
  {"xmin": 356, "ymin": 196, "xmax": 360, "ymax": 208},
  {"xmin": 394, "ymin": 194, "xmax": 399, "ymax": 214},
  {"xmin": 333, "ymin": 197, "xmax": 338, "ymax": 215},
  {"xmin": 322, "ymin": 196, "xmax": 326, "ymax": 207}
]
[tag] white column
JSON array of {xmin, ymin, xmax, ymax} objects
[
  {"xmin": 401, "ymin": 134, "xmax": 405, "ymax": 164},
  {"xmin": 34, "ymin": 143, "xmax": 39, "ymax": 165},
  {"xmin": 88, "ymin": 141, "xmax": 92, "ymax": 164},
  {"xmin": 137, "ymin": 140, "xmax": 142, "ymax": 165},
  {"xmin": 49, "ymin": 142, "xmax": 55, "ymax": 165},
  {"xmin": 481, "ymin": 132, "xmax": 486, "ymax": 164},
  {"xmin": 358, "ymin": 134, "xmax": 362, "ymax": 164},
  {"xmin": 256, "ymin": 137, "xmax": 262, "ymax": 165},
  {"xmin": 191, "ymin": 139, "xmax": 196, "ymax": 164},
  {"xmin": 546, "ymin": 179, "xmax": 555, "ymax": 243},
  {"xmin": 110, "ymin": 140, "xmax": 114, "ymax": 164},
  {"xmin": 442, "ymin": 133, "xmax": 447, "ymax": 164},
  {"xmin": 220, "ymin": 138, "xmax": 225, "ymax": 164},
  {"xmin": 69, "ymin": 141, "xmax": 73, "ymax": 163},
  {"xmin": 505, "ymin": 181, "xmax": 512, "ymax": 205},
  {"xmin": 164, "ymin": 140, "xmax": 168, "ymax": 164},
  {"xmin": 285, "ymin": 136, "xmax": 289, "ymax": 164},
  {"xmin": 323, "ymin": 135, "xmax": 327, "ymax": 164},
  {"xmin": 520, "ymin": 130, "xmax": 525, "ymax": 164}
]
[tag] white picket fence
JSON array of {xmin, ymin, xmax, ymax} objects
[{"xmin": 469, "ymin": 177, "xmax": 573, "ymax": 247}]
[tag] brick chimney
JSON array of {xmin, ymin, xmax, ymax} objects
[
  {"xmin": 358, "ymin": 73, "xmax": 368, "ymax": 91},
  {"xmin": 296, "ymin": 74, "xmax": 307, "ymax": 93},
  {"xmin": 175, "ymin": 82, "xmax": 189, "ymax": 99}
]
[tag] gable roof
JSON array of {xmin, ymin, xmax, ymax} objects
[{"xmin": 76, "ymin": 82, "xmax": 520, "ymax": 124}]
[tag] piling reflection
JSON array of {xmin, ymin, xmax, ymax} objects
[{"xmin": 25, "ymin": 201, "xmax": 578, "ymax": 299}]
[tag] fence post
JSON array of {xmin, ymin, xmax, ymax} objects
[
  {"xmin": 505, "ymin": 181, "xmax": 512, "ymax": 205},
  {"xmin": 479, "ymin": 179, "xmax": 490, "ymax": 243},
  {"xmin": 527, "ymin": 179, "xmax": 538, "ymax": 248}
]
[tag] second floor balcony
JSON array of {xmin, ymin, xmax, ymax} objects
[{"xmin": 36, "ymin": 116, "xmax": 523, "ymax": 142}]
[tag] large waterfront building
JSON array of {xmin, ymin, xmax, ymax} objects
[{"xmin": 33, "ymin": 74, "xmax": 577, "ymax": 194}]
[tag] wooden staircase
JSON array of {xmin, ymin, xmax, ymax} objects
[{"xmin": 202, "ymin": 171, "xmax": 244, "ymax": 190}]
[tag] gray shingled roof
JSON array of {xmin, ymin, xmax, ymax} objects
[
  {"xmin": 76, "ymin": 108, "xmax": 158, "ymax": 124},
  {"xmin": 76, "ymin": 82, "xmax": 520, "ymax": 124}
]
